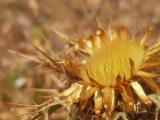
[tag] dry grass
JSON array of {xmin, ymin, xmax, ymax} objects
[{"xmin": 1, "ymin": 0, "xmax": 160, "ymax": 120}]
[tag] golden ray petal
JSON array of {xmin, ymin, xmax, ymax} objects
[
  {"xmin": 68, "ymin": 84, "xmax": 83, "ymax": 102},
  {"xmin": 75, "ymin": 38, "xmax": 93, "ymax": 54},
  {"xmin": 108, "ymin": 26, "xmax": 130, "ymax": 41},
  {"xmin": 59, "ymin": 83, "xmax": 81, "ymax": 98},
  {"xmin": 79, "ymin": 86, "xmax": 97, "ymax": 109},
  {"xmin": 140, "ymin": 61, "xmax": 160, "ymax": 69},
  {"xmin": 89, "ymin": 34, "xmax": 102, "ymax": 49},
  {"xmin": 140, "ymin": 27, "xmax": 153, "ymax": 47},
  {"xmin": 141, "ymin": 77, "xmax": 160, "ymax": 93},
  {"xmin": 94, "ymin": 89, "xmax": 103, "ymax": 114},
  {"xmin": 145, "ymin": 46, "xmax": 160, "ymax": 57},
  {"xmin": 74, "ymin": 29, "xmax": 106, "ymax": 54},
  {"xmin": 130, "ymin": 81, "xmax": 152, "ymax": 105},
  {"xmin": 120, "ymin": 85, "xmax": 134, "ymax": 112},
  {"xmin": 135, "ymin": 71, "xmax": 160, "ymax": 78},
  {"xmin": 96, "ymin": 29, "xmax": 108, "ymax": 42},
  {"xmin": 147, "ymin": 37, "xmax": 160, "ymax": 51},
  {"xmin": 102, "ymin": 87, "xmax": 115, "ymax": 116},
  {"xmin": 115, "ymin": 26, "xmax": 130, "ymax": 40}
]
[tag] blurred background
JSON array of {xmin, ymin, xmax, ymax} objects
[{"xmin": 1, "ymin": 0, "xmax": 160, "ymax": 119}]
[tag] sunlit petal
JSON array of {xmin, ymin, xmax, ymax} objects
[
  {"xmin": 94, "ymin": 89, "xmax": 103, "ymax": 114},
  {"xmin": 130, "ymin": 81, "xmax": 152, "ymax": 105},
  {"xmin": 135, "ymin": 71, "xmax": 160, "ymax": 78},
  {"xmin": 141, "ymin": 77, "xmax": 160, "ymax": 93},
  {"xmin": 80, "ymin": 86, "xmax": 97, "ymax": 109},
  {"xmin": 102, "ymin": 87, "xmax": 115, "ymax": 116},
  {"xmin": 120, "ymin": 85, "xmax": 134, "ymax": 112}
]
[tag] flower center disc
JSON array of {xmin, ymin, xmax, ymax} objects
[{"xmin": 81, "ymin": 39, "xmax": 144, "ymax": 86}]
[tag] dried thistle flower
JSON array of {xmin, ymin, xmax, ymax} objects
[
  {"xmin": 59, "ymin": 26, "xmax": 160, "ymax": 116},
  {"xmin": 19, "ymin": 26, "xmax": 160, "ymax": 119}
]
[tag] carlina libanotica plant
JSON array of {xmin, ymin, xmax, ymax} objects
[{"xmin": 17, "ymin": 26, "xmax": 160, "ymax": 120}]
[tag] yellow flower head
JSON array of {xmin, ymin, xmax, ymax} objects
[
  {"xmin": 59, "ymin": 26, "xmax": 160, "ymax": 116},
  {"xmin": 82, "ymin": 37, "xmax": 144, "ymax": 86}
]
